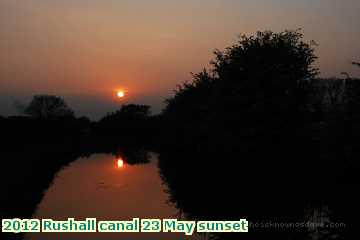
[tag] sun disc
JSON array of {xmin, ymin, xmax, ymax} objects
[{"xmin": 117, "ymin": 91, "xmax": 125, "ymax": 98}]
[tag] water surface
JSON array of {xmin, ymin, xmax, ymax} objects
[{"xmin": 26, "ymin": 153, "xmax": 200, "ymax": 240}]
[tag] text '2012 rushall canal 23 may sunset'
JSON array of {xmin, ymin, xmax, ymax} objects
[{"xmin": 2, "ymin": 218, "xmax": 249, "ymax": 236}]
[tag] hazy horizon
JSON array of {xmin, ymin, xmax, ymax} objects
[{"xmin": 1, "ymin": 0, "xmax": 359, "ymax": 119}]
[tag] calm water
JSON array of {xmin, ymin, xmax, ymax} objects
[{"xmin": 26, "ymin": 153, "xmax": 202, "ymax": 240}]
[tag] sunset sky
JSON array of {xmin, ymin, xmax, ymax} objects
[{"xmin": 1, "ymin": 0, "xmax": 359, "ymax": 119}]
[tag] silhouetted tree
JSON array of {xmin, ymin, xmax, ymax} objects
[
  {"xmin": 162, "ymin": 30, "xmax": 318, "ymax": 150},
  {"xmin": 163, "ymin": 70, "xmax": 215, "ymax": 122},
  {"xmin": 95, "ymin": 104, "xmax": 152, "ymax": 143},
  {"xmin": 23, "ymin": 95, "xmax": 74, "ymax": 119},
  {"xmin": 100, "ymin": 104, "xmax": 151, "ymax": 122},
  {"xmin": 117, "ymin": 104, "xmax": 150, "ymax": 120}
]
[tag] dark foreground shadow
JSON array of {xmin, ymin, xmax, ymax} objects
[{"xmin": 158, "ymin": 147, "xmax": 359, "ymax": 240}]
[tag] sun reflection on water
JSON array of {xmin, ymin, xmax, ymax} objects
[{"xmin": 117, "ymin": 158, "xmax": 125, "ymax": 169}]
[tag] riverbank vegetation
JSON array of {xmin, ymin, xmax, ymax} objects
[{"xmin": 158, "ymin": 30, "xmax": 360, "ymax": 239}]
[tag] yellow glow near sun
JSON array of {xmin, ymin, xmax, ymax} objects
[{"xmin": 117, "ymin": 90, "xmax": 125, "ymax": 98}]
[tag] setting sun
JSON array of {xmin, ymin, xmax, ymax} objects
[{"xmin": 117, "ymin": 91, "xmax": 125, "ymax": 98}]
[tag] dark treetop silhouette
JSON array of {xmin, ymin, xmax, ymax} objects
[{"xmin": 23, "ymin": 95, "xmax": 75, "ymax": 119}]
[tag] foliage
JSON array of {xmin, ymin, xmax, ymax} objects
[
  {"xmin": 100, "ymin": 104, "xmax": 151, "ymax": 123},
  {"xmin": 96, "ymin": 104, "xmax": 152, "ymax": 143},
  {"xmin": 165, "ymin": 30, "xmax": 318, "ymax": 113},
  {"xmin": 162, "ymin": 30, "xmax": 319, "ymax": 148},
  {"xmin": 24, "ymin": 95, "xmax": 74, "ymax": 119}
]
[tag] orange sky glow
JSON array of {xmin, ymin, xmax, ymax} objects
[{"xmin": 0, "ymin": 0, "xmax": 359, "ymax": 118}]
